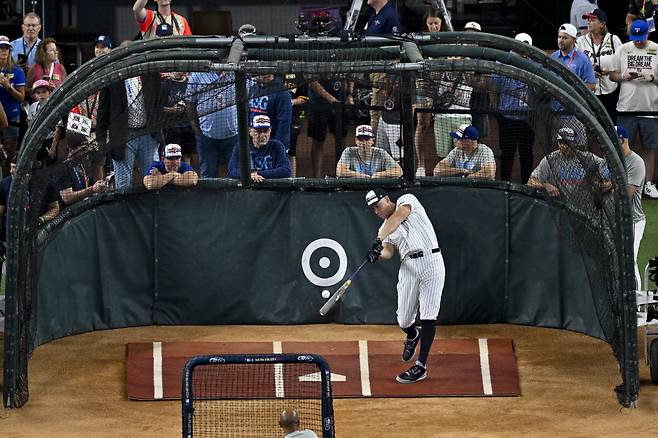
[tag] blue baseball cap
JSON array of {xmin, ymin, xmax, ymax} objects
[
  {"xmin": 615, "ymin": 125, "xmax": 629, "ymax": 140},
  {"xmin": 94, "ymin": 35, "xmax": 112, "ymax": 49},
  {"xmin": 450, "ymin": 124, "xmax": 479, "ymax": 140},
  {"xmin": 630, "ymin": 20, "xmax": 649, "ymax": 42}
]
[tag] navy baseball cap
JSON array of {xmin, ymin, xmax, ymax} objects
[
  {"xmin": 450, "ymin": 124, "xmax": 479, "ymax": 140},
  {"xmin": 615, "ymin": 125, "xmax": 629, "ymax": 140},
  {"xmin": 630, "ymin": 20, "xmax": 649, "ymax": 41},
  {"xmin": 365, "ymin": 188, "xmax": 387, "ymax": 207},
  {"xmin": 583, "ymin": 9, "xmax": 607, "ymax": 24},
  {"xmin": 94, "ymin": 35, "xmax": 112, "ymax": 49}
]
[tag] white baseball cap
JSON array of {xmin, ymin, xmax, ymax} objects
[
  {"xmin": 252, "ymin": 115, "xmax": 271, "ymax": 129},
  {"xmin": 66, "ymin": 113, "xmax": 93, "ymax": 137},
  {"xmin": 558, "ymin": 23, "xmax": 578, "ymax": 39},
  {"xmin": 164, "ymin": 143, "xmax": 182, "ymax": 158},
  {"xmin": 355, "ymin": 124, "xmax": 374, "ymax": 138},
  {"xmin": 514, "ymin": 32, "xmax": 533, "ymax": 45},
  {"xmin": 464, "ymin": 21, "xmax": 482, "ymax": 32}
]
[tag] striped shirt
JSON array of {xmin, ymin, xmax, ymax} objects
[
  {"xmin": 186, "ymin": 71, "xmax": 238, "ymax": 140},
  {"xmin": 381, "ymin": 194, "xmax": 439, "ymax": 259}
]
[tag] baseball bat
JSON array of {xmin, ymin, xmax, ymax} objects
[{"xmin": 319, "ymin": 258, "xmax": 369, "ymax": 316}]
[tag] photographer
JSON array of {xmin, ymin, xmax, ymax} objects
[{"xmin": 576, "ymin": 9, "xmax": 622, "ymax": 122}]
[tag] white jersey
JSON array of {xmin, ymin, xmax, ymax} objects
[
  {"xmin": 612, "ymin": 40, "xmax": 658, "ymax": 115},
  {"xmin": 381, "ymin": 194, "xmax": 439, "ymax": 259},
  {"xmin": 576, "ymin": 32, "xmax": 622, "ymax": 95},
  {"xmin": 285, "ymin": 430, "xmax": 319, "ymax": 438}
]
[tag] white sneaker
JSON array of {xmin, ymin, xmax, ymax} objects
[
  {"xmin": 416, "ymin": 167, "xmax": 426, "ymax": 177},
  {"xmin": 645, "ymin": 181, "xmax": 658, "ymax": 199}
]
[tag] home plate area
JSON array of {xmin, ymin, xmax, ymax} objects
[{"xmin": 127, "ymin": 339, "xmax": 520, "ymax": 400}]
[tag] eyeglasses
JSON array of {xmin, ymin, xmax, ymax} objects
[
  {"xmin": 23, "ymin": 24, "xmax": 41, "ymax": 28},
  {"xmin": 46, "ymin": 49, "xmax": 58, "ymax": 53}
]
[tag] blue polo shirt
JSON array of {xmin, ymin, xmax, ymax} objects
[
  {"xmin": 147, "ymin": 160, "xmax": 194, "ymax": 175},
  {"xmin": 550, "ymin": 48, "xmax": 596, "ymax": 86},
  {"xmin": 0, "ymin": 66, "xmax": 26, "ymax": 122},
  {"xmin": 10, "ymin": 37, "xmax": 40, "ymax": 68},
  {"xmin": 364, "ymin": 2, "xmax": 401, "ymax": 36}
]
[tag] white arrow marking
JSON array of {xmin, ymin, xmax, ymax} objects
[{"xmin": 298, "ymin": 372, "xmax": 346, "ymax": 382}]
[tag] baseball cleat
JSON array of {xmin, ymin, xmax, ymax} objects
[
  {"xmin": 402, "ymin": 329, "xmax": 420, "ymax": 362},
  {"xmin": 396, "ymin": 362, "xmax": 427, "ymax": 383}
]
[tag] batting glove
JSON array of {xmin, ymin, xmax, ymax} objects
[{"xmin": 366, "ymin": 238, "xmax": 383, "ymax": 263}]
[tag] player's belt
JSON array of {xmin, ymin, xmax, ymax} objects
[{"xmin": 408, "ymin": 248, "xmax": 440, "ymax": 259}]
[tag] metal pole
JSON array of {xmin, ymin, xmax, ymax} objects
[
  {"xmin": 399, "ymin": 70, "xmax": 415, "ymax": 181},
  {"xmin": 234, "ymin": 71, "xmax": 252, "ymax": 188}
]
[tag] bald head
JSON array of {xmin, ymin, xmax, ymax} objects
[{"xmin": 279, "ymin": 409, "xmax": 300, "ymax": 431}]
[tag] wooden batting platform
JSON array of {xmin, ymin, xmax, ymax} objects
[{"xmin": 126, "ymin": 338, "xmax": 520, "ymax": 399}]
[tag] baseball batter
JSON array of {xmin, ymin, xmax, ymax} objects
[{"xmin": 365, "ymin": 188, "xmax": 446, "ymax": 383}]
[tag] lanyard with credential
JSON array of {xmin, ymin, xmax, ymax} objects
[{"xmin": 22, "ymin": 38, "xmax": 37, "ymax": 59}]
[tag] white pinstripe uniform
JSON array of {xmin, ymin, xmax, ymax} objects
[{"xmin": 380, "ymin": 194, "xmax": 445, "ymax": 328}]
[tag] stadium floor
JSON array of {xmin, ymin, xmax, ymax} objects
[{"xmin": 1, "ymin": 323, "xmax": 658, "ymax": 437}]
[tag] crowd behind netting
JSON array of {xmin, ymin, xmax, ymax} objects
[{"xmin": 0, "ymin": 1, "xmax": 655, "ymax": 281}]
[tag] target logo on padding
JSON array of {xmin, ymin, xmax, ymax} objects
[{"xmin": 301, "ymin": 238, "xmax": 348, "ymax": 287}]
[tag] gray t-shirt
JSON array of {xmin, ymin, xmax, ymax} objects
[
  {"xmin": 531, "ymin": 150, "xmax": 607, "ymax": 203},
  {"xmin": 625, "ymin": 150, "xmax": 646, "ymax": 223},
  {"xmin": 337, "ymin": 146, "xmax": 398, "ymax": 176},
  {"xmin": 444, "ymin": 143, "xmax": 495, "ymax": 175}
]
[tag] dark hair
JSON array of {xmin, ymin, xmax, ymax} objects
[{"xmin": 422, "ymin": 7, "xmax": 446, "ymax": 32}]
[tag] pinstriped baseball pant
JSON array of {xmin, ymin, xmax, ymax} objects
[{"xmin": 396, "ymin": 252, "xmax": 445, "ymax": 328}]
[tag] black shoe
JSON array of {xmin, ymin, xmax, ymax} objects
[
  {"xmin": 402, "ymin": 329, "xmax": 420, "ymax": 362},
  {"xmin": 396, "ymin": 362, "xmax": 427, "ymax": 384}
]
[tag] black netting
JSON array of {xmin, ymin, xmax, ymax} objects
[
  {"xmin": 3, "ymin": 34, "xmax": 638, "ymax": 409},
  {"xmin": 189, "ymin": 362, "xmax": 324, "ymax": 438}
]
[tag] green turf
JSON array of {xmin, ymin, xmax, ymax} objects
[{"xmin": 638, "ymin": 200, "xmax": 658, "ymax": 291}]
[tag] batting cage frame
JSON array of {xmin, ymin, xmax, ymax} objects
[
  {"xmin": 2, "ymin": 33, "xmax": 639, "ymax": 409},
  {"xmin": 182, "ymin": 354, "xmax": 335, "ymax": 438}
]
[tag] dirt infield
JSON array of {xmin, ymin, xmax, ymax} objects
[{"xmin": 2, "ymin": 324, "xmax": 658, "ymax": 437}]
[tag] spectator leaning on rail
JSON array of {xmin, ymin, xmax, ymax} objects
[
  {"xmin": 227, "ymin": 115, "xmax": 291, "ymax": 182},
  {"xmin": 576, "ymin": 9, "xmax": 623, "ymax": 122},
  {"xmin": 552, "ymin": 23, "xmax": 596, "ymax": 91},
  {"xmin": 605, "ymin": 19, "xmax": 658, "ymax": 199},
  {"xmin": 527, "ymin": 127, "xmax": 608, "ymax": 203},
  {"xmin": 10, "ymin": 12, "xmax": 41, "ymax": 73},
  {"xmin": 133, "ymin": 0, "xmax": 191, "ymax": 40},
  {"xmin": 433, "ymin": 124, "xmax": 496, "ymax": 179},
  {"xmin": 614, "ymin": 125, "xmax": 646, "ymax": 290},
  {"xmin": 143, "ymin": 143, "xmax": 198, "ymax": 190},
  {"xmin": 336, "ymin": 124, "xmax": 401, "ymax": 178}
]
